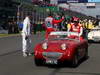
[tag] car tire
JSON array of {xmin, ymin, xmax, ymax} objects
[
  {"xmin": 72, "ymin": 53, "xmax": 79, "ymax": 67},
  {"xmin": 34, "ymin": 58, "xmax": 43, "ymax": 66}
]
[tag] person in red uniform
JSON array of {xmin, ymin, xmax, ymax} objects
[
  {"xmin": 45, "ymin": 13, "xmax": 64, "ymax": 39},
  {"xmin": 67, "ymin": 17, "xmax": 83, "ymax": 40}
]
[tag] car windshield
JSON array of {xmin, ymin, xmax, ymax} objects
[
  {"xmin": 48, "ymin": 35, "xmax": 68, "ymax": 40},
  {"xmin": 48, "ymin": 33, "xmax": 80, "ymax": 42},
  {"xmin": 91, "ymin": 29, "xmax": 100, "ymax": 31}
]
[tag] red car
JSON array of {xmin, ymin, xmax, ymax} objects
[{"xmin": 34, "ymin": 31, "xmax": 88, "ymax": 67}]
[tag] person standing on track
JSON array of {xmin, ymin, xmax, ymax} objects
[{"xmin": 22, "ymin": 14, "xmax": 32, "ymax": 57}]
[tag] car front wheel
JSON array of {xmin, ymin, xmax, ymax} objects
[
  {"xmin": 34, "ymin": 58, "xmax": 43, "ymax": 66},
  {"xmin": 72, "ymin": 54, "xmax": 79, "ymax": 67}
]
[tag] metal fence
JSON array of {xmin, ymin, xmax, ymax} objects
[{"xmin": 18, "ymin": 3, "xmax": 59, "ymax": 24}]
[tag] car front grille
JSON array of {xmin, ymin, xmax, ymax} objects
[{"xmin": 42, "ymin": 52, "xmax": 62, "ymax": 60}]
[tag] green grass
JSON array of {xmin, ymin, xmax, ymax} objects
[
  {"xmin": 0, "ymin": 33, "xmax": 20, "ymax": 37},
  {"xmin": 0, "ymin": 31, "xmax": 45, "ymax": 38}
]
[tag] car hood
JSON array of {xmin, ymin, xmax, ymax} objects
[
  {"xmin": 41, "ymin": 39, "xmax": 79, "ymax": 51},
  {"xmin": 88, "ymin": 31, "xmax": 100, "ymax": 37}
]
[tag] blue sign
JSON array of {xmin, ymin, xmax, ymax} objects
[
  {"xmin": 58, "ymin": 0, "xmax": 100, "ymax": 3},
  {"xmin": 67, "ymin": 0, "xmax": 79, "ymax": 2},
  {"xmin": 88, "ymin": 0, "xmax": 100, "ymax": 2}
]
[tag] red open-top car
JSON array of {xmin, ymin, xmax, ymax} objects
[{"xmin": 34, "ymin": 31, "xmax": 88, "ymax": 67}]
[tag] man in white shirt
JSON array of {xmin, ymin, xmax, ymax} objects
[{"xmin": 22, "ymin": 15, "xmax": 32, "ymax": 57}]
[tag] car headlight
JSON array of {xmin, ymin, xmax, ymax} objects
[
  {"xmin": 61, "ymin": 43, "xmax": 66, "ymax": 50},
  {"xmin": 42, "ymin": 43, "xmax": 48, "ymax": 50}
]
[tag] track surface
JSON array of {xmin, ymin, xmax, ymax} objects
[{"xmin": 0, "ymin": 33, "xmax": 100, "ymax": 75}]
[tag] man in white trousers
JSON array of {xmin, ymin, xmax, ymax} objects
[{"xmin": 22, "ymin": 15, "xmax": 32, "ymax": 57}]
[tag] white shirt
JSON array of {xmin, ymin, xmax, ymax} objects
[
  {"xmin": 22, "ymin": 17, "xmax": 31, "ymax": 36},
  {"xmin": 45, "ymin": 17, "xmax": 53, "ymax": 28}
]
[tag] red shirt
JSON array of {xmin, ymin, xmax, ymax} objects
[{"xmin": 70, "ymin": 23, "xmax": 82, "ymax": 33}]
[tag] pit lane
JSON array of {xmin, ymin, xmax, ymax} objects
[{"xmin": 0, "ymin": 33, "xmax": 100, "ymax": 75}]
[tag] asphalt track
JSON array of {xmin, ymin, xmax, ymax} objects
[{"xmin": 0, "ymin": 33, "xmax": 100, "ymax": 75}]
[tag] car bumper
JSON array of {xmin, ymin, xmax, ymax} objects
[
  {"xmin": 34, "ymin": 51, "xmax": 74, "ymax": 63},
  {"xmin": 88, "ymin": 36, "xmax": 100, "ymax": 42}
]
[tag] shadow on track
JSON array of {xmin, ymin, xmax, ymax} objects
[
  {"xmin": 88, "ymin": 40, "xmax": 100, "ymax": 44},
  {"xmin": 42, "ymin": 56, "xmax": 90, "ymax": 69}
]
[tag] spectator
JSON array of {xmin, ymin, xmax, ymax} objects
[
  {"xmin": 33, "ymin": 23, "xmax": 37, "ymax": 35},
  {"xmin": 13, "ymin": 21, "xmax": 19, "ymax": 33},
  {"xmin": 8, "ymin": 21, "xmax": 13, "ymax": 34}
]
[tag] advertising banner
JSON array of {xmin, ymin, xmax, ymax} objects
[
  {"xmin": 67, "ymin": 0, "xmax": 88, "ymax": 3},
  {"xmin": 67, "ymin": 0, "xmax": 79, "ymax": 3},
  {"xmin": 57, "ymin": 0, "xmax": 100, "ymax": 4},
  {"xmin": 58, "ymin": 0, "xmax": 67, "ymax": 3}
]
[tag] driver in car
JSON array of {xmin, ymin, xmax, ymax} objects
[{"xmin": 67, "ymin": 16, "xmax": 84, "ymax": 40}]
